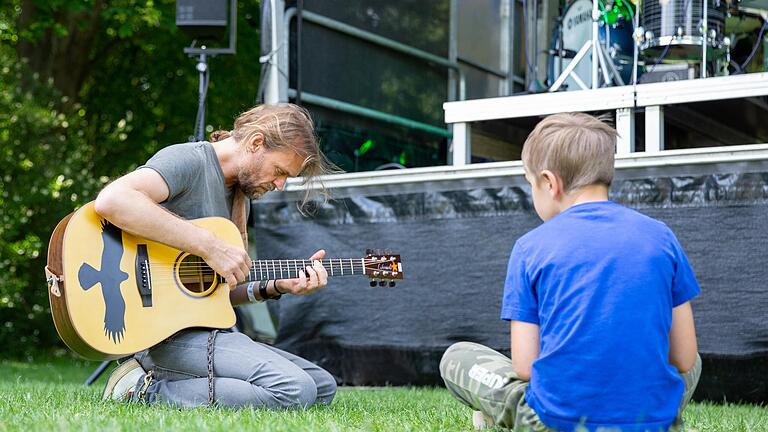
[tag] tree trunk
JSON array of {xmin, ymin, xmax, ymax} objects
[{"xmin": 16, "ymin": 0, "xmax": 103, "ymax": 100}]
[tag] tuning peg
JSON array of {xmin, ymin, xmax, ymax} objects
[
  {"xmin": 378, "ymin": 280, "xmax": 387, "ymax": 287},
  {"xmin": 369, "ymin": 280, "xmax": 377, "ymax": 287},
  {"xmin": 389, "ymin": 281, "xmax": 396, "ymax": 288}
]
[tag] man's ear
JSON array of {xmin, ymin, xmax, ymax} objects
[{"xmin": 248, "ymin": 133, "xmax": 264, "ymax": 152}]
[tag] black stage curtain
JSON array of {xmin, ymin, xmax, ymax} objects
[{"xmin": 251, "ymin": 162, "xmax": 768, "ymax": 403}]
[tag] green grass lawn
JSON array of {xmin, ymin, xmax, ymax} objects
[{"xmin": 0, "ymin": 357, "xmax": 766, "ymax": 432}]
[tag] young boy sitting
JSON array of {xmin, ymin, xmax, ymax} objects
[{"xmin": 440, "ymin": 112, "xmax": 702, "ymax": 431}]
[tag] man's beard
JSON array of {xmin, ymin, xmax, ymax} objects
[
  {"xmin": 238, "ymin": 176, "xmax": 274, "ymax": 200},
  {"xmin": 237, "ymin": 154, "xmax": 276, "ymax": 199}
]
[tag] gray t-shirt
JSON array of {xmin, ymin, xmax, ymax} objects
[{"xmin": 139, "ymin": 141, "xmax": 233, "ymax": 220}]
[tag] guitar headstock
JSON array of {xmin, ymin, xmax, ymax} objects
[{"xmin": 364, "ymin": 249, "xmax": 403, "ymax": 287}]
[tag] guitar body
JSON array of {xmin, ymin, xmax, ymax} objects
[{"xmin": 47, "ymin": 202, "xmax": 236, "ymax": 360}]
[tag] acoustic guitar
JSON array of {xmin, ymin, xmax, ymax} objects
[{"xmin": 45, "ymin": 202, "xmax": 403, "ymax": 360}]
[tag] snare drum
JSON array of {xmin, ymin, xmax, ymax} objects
[{"xmin": 640, "ymin": 0, "xmax": 726, "ymax": 60}]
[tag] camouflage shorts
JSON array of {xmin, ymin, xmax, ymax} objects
[
  {"xmin": 439, "ymin": 341, "xmax": 551, "ymax": 431},
  {"xmin": 439, "ymin": 341, "xmax": 702, "ymax": 431}
]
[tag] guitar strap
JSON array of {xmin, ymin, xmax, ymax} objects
[
  {"xmin": 230, "ymin": 187, "xmax": 249, "ymax": 249},
  {"xmin": 206, "ymin": 187, "xmax": 248, "ymax": 405}
]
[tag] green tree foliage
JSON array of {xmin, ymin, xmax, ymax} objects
[
  {"xmin": 0, "ymin": 0, "xmax": 262, "ymax": 358},
  {"xmin": 0, "ymin": 53, "xmax": 103, "ymax": 356}
]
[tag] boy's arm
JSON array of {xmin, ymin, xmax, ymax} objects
[
  {"xmin": 510, "ymin": 320, "xmax": 540, "ymax": 381},
  {"xmin": 669, "ymin": 301, "xmax": 698, "ymax": 373}
]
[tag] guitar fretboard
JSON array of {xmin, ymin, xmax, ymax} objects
[{"xmin": 248, "ymin": 259, "xmax": 367, "ymax": 281}]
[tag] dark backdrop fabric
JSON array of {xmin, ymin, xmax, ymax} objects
[{"xmin": 250, "ymin": 163, "xmax": 768, "ymax": 402}]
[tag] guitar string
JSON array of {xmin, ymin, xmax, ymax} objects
[
  {"xmin": 152, "ymin": 266, "xmax": 399, "ymax": 279},
  {"xmin": 147, "ymin": 260, "xmax": 395, "ymax": 276},
  {"xmin": 152, "ymin": 268, "xmax": 394, "ymax": 277},
  {"xmin": 146, "ymin": 259, "xmax": 389, "ymax": 270},
  {"xmin": 140, "ymin": 259, "xmax": 382, "ymax": 265},
  {"xmin": 149, "ymin": 261, "xmax": 384, "ymax": 270}
]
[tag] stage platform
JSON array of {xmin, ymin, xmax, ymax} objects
[{"xmin": 444, "ymin": 72, "xmax": 768, "ymax": 163}]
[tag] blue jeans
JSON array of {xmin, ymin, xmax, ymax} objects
[{"xmin": 134, "ymin": 329, "xmax": 337, "ymax": 409}]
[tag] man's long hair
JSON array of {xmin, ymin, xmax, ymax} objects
[{"xmin": 211, "ymin": 103, "xmax": 340, "ymax": 213}]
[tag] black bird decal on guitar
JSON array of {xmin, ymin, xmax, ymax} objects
[{"xmin": 77, "ymin": 220, "xmax": 129, "ymax": 343}]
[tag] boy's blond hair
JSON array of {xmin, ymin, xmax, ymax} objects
[{"xmin": 521, "ymin": 112, "xmax": 617, "ymax": 192}]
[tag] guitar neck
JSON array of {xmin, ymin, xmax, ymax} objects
[{"xmin": 248, "ymin": 259, "xmax": 367, "ymax": 281}]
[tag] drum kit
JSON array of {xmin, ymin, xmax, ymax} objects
[{"xmin": 546, "ymin": 0, "xmax": 759, "ymax": 90}]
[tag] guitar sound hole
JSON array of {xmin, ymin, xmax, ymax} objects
[{"xmin": 178, "ymin": 255, "xmax": 218, "ymax": 294}]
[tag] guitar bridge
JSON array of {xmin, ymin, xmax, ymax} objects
[{"xmin": 135, "ymin": 244, "xmax": 153, "ymax": 307}]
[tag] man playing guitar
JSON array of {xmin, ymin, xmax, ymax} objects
[{"xmin": 96, "ymin": 103, "xmax": 338, "ymax": 408}]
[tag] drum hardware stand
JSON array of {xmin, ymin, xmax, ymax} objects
[
  {"xmin": 702, "ymin": 0, "xmax": 709, "ymax": 77},
  {"xmin": 549, "ymin": 11, "xmax": 570, "ymax": 87},
  {"xmin": 557, "ymin": 10, "xmax": 564, "ymax": 81},
  {"xmin": 549, "ymin": 0, "xmax": 626, "ymax": 91},
  {"xmin": 632, "ymin": 9, "xmax": 641, "ymax": 85}
]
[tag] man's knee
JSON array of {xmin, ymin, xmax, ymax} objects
[
  {"xmin": 314, "ymin": 369, "xmax": 337, "ymax": 405},
  {"xmin": 272, "ymin": 372, "xmax": 318, "ymax": 409}
]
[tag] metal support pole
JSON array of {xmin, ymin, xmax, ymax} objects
[
  {"xmin": 449, "ymin": 0, "xmax": 458, "ymax": 102},
  {"xmin": 591, "ymin": 0, "xmax": 599, "ymax": 89},
  {"xmin": 500, "ymin": 0, "xmax": 512, "ymax": 95},
  {"xmin": 533, "ymin": 0, "xmax": 539, "ymax": 86},
  {"xmin": 510, "ymin": 0, "xmax": 519, "ymax": 92},
  {"xmin": 265, "ymin": 0, "xmax": 281, "ymax": 104},
  {"xmin": 194, "ymin": 52, "xmax": 208, "ymax": 141},
  {"xmin": 451, "ymin": 123, "xmax": 471, "ymax": 166},
  {"xmin": 701, "ymin": 0, "xmax": 708, "ymax": 78},
  {"xmin": 84, "ymin": 361, "xmax": 112, "ymax": 386},
  {"xmin": 632, "ymin": 6, "xmax": 639, "ymax": 85},
  {"xmin": 645, "ymin": 106, "xmax": 665, "ymax": 152},
  {"xmin": 615, "ymin": 108, "xmax": 635, "ymax": 154}
]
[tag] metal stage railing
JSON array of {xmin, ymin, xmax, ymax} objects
[{"xmin": 275, "ymin": 143, "xmax": 768, "ymax": 193}]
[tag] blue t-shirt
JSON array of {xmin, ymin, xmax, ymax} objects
[{"xmin": 501, "ymin": 201, "xmax": 700, "ymax": 432}]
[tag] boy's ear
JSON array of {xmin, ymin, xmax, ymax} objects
[{"xmin": 540, "ymin": 170, "xmax": 563, "ymax": 198}]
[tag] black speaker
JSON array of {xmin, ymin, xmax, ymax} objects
[{"xmin": 176, "ymin": 0, "xmax": 229, "ymax": 40}]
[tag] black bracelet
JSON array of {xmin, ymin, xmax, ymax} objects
[
  {"xmin": 258, "ymin": 279, "xmax": 269, "ymax": 301},
  {"xmin": 269, "ymin": 280, "xmax": 283, "ymax": 300},
  {"xmin": 273, "ymin": 279, "xmax": 285, "ymax": 295}
]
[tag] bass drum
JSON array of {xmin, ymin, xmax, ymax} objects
[{"xmin": 548, "ymin": 0, "xmax": 635, "ymax": 90}]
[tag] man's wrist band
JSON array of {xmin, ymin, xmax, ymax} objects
[{"xmin": 246, "ymin": 281, "xmax": 259, "ymax": 303}]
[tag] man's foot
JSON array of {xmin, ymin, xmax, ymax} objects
[
  {"xmin": 102, "ymin": 359, "xmax": 146, "ymax": 401},
  {"xmin": 472, "ymin": 410, "xmax": 495, "ymax": 429}
]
